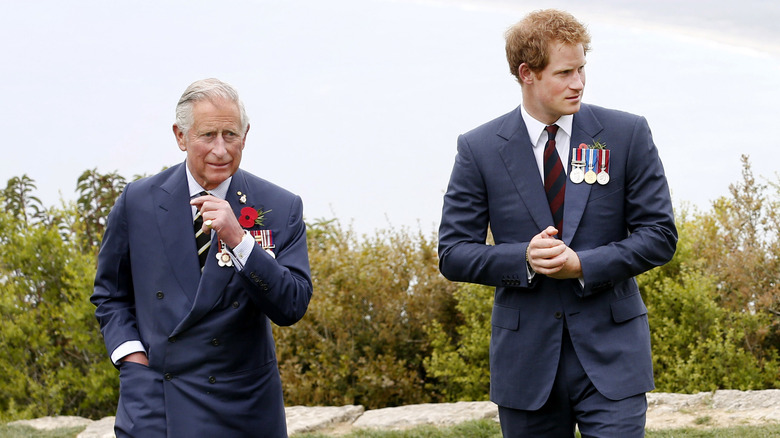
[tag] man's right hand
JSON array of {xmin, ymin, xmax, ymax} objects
[
  {"xmin": 527, "ymin": 226, "xmax": 583, "ymax": 279},
  {"xmin": 121, "ymin": 352, "xmax": 149, "ymax": 366}
]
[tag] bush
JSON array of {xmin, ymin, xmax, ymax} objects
[{"xmin": 273, "ymin": 220, "xmax": 459, "ymax": 408}]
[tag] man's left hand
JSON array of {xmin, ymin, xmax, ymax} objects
[{"xmin": 527, "ymin": 226, "xmax": 582, "ymax": 279}]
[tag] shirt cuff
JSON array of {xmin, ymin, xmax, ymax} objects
[
  {"xmin": 227, "ymin": 231, "xmax": 255, "ymax": 271},
  {"xmin": 111, "ymin": 340, "xmax": 146, "ymax": 365}
]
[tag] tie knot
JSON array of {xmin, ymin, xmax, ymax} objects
[{"xmin": 545, "ymin": 124, "xmax": 559, "ymax": 140}]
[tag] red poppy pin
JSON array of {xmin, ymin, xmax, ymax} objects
[{"xmin": 238, "ymin": 207, "xmax": 272, "ymax": 228}]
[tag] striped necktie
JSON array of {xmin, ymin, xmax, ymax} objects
[
  {"xmin": 543, "ymin": 124, "xmax": 565, "ymax": 238},
  {"xmin": 192, "ymin": 191, "xmax": 210, "ymax": 270}
]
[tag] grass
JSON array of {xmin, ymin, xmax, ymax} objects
[
  {"xmin": 3, "ymin": 420, "xmax": 780, "ymax": 438},
  {"xmin": 293, "ymin": 420, "xmax": 780, "ymax": 438},
  {"xmin": 0, "ymin": 424, "xmax": 86, "ymax": 438}
]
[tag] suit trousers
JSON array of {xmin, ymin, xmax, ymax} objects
[{"xmin": 498, "ymin": 325, "xmax": 647, "ymax": 438}]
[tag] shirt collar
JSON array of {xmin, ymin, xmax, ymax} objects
[
  {"xmin": 184, "ymin": 161, "xmax": 231, "ymax": 201},
  {"xmin": 520, "ymin": 105, "xmax": 574, "ymax": 147}
]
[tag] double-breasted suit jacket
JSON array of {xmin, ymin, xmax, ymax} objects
[
  {"xmin": 92, "ymin": 162, "xmax": 312, "ymax": 437},
  {"xmin": 438, "ymin": 103, "xmax": 677, "ymax": 410}
]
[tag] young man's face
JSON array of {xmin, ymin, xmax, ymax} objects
[{"xmin": 520, "ymin": 42, "xmax": 586, "ymax": 124}]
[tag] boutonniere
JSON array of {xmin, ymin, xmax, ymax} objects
[
  {"xmin": 579, "ymin": 140, "xmax": 607, "ymax": 150},
  {"xmin": 572, "ymin": 140, "xmax": 610, "ymax": 185},
  {"xmin": 238, "ymin": 206, "xmax": 272, "ymax": 228}
]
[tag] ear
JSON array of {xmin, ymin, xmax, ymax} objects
[
  {"xmin": 173, "ymin": 124, "xmax": 186, "ymax": 151},
  {"xmin": 518, "ymin": 63, "xmax": 536, "ymax": 85},
  {"xmin": 241, "ymin": 124, "xmax": 250, "ymax": 150}
]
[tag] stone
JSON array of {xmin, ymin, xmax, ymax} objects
[
  {"xmin": 78, "ymin": 416, "xmax": 116, "ymax": 438},
  {"xmin": 7, "ymin": 415, "xmax": 93, "ymax": 431},
  {"xmin": 352, "ymin": 401, "xmax": 498, "ymax": 430},
  {"xmin": 286, "ymin": 405, "xmax": 364, "ymax": 435}
]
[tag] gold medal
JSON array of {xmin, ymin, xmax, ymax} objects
[{"xmin": 584, "ymin": 170, "xmax": 597, "ymax": 184}]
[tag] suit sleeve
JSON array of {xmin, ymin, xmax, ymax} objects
[
  {"xmin": 576, "ymin": 116, "xmax": 678, "ymax": 296},
  {"xmin": 91, "ymin": 187, "xmax": 142, "ymax": 361},
  {"xmin": 438, "ymin": 134, "xmax": 530, "ymax": 288},
  {"xmin": 239, "ymin": 195, "xmax": 312, "ymax": 326}
]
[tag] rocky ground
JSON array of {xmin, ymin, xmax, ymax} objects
[{"xmin": 8, "ymin": 390, "xmax": 780, "ymax": 437}]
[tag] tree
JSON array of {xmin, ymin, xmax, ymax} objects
[
  {"xmin": 75, "ymin": 168, "xmax": 126, "ymax": 252},
  {"xmin": 2, "ymin": 175, "xmax": 45, "ymax": 227},
  {"xmin": 0, "ymin": 205, "xmax": 117, "ymax": 421}
]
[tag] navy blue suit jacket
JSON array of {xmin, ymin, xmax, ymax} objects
[
  {"xmin": 92, "ymin": 163, "xmax": 312, "ymax": 437},
  {"xmin": 438, "ymin": 103, "xmax": 677, "ymax": 410}
]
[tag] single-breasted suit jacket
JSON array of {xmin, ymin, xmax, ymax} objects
[
  {"xmin": 438, "ymin": 103, "xmax": 677, "ymax": 411},
  {"xmin": 92, "ymin": 162, "xmax": 312, "ymax": 437}
]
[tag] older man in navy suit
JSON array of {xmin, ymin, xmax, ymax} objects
[
  {"xmin": 438, "ymin": 10, "xmax": 677, "ymax": 437},
  {"xmin": 92, "ymin": 78, "xmax": 312, "ymax": 437}
]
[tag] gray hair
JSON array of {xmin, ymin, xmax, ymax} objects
[{"xmin": 175, "ymin": 78, "xmax": 249, "ymax": 135}]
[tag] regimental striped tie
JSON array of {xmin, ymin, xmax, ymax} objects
[
  {"xmin": 193, "ymin": 191, "xmax": 210, "ymax": 271},
  {"xmin": 543, "ymin": 124, "xmax": 565, "ymax": 238}
]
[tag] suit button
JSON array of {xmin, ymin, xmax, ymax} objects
[
  {"xmin": 168, "ymin": 336, "xmax": 177, "ymax": 343},
  {"xmin": 164, "ymin": 373, "xmax": 173, "ymax": 381},
  {"xmin": 554, "ymin": 311, "xmax": 563, "ymax": 319},
  {"xmin": 208, "ymin": 376, "xmax": 216, "ymax": 384},
  {"xmin": 232, "ymin": 301, "xmax": 240, "ymax": 308},
  {"xmin": 156, "ymin": 291, "xmax": 164, "ymax": 299},
  {"xmin": 211, "ymin": 338, "xmax": 220, "ymax": 346}
]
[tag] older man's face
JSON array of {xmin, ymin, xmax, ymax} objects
[{"xmin": 174, "ymin": 98, "xmax": 247, "ymax": 190}]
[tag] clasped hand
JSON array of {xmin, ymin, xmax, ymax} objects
[{"xmin": 527, "ymin": 226, "xmax": 582, "ymax": 279}]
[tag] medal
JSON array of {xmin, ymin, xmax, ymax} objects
[
  {"xmin": 251, "ymin": 229, "xmax": 275, "ymax": 258},
  {"xmin": 570, "ymin": 168, "xmax": 585, "ymax": 184},
  {"xmin": 584, "ymin": 149, "xmax": 597, "ymax": 184},
  {"xmin": 596, "ymin": 149, "xmax": 610, "ymax": 185},
  {"xmin": 570, "ymin": 147, "xmax": 585, "ymax": 184},
  {"xmin": 251, "ymin": 229, "xmax": 275, "ymax": 249},
  {"xmin": 216, "ymin": 241, "xmax": 233, "ymax": 267}
]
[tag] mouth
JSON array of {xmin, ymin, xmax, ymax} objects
[{"xmin": 207, "ymin": 162, "xmax": 231, "ymax": 168}]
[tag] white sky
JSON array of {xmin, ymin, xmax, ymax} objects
[{"xmin": 2, "ymin": 0, "xmax": 779, "ymax": 235}]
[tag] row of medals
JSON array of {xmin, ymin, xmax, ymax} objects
[{"xmin": 570, "ymin": 151, "xmax": 609, "ymax": 185}]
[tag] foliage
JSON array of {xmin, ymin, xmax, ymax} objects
[
  {"xmin": 638, "ymin": 155, "xmax": 780, "ymax": 392},
  {"xmin": 1, "ymin": 157, "xmax": 780, "ymax": 423},
  {"xmin": 74, "ymin": 168, "xmax": 126, "ymax": 252},
  {"xmin": 273, "ymin": 219, "xmax": 459, "ymax": 409},
  {"xmin": 641, "ymin": 265, "xmax": 779, "ymax": 392},
  {"xmin": 699, "ymin": 156, "xmax": 780, "ymax": 323},
  {"xmin": 2, "ymin": 174, "xmax": 45, "ymax": 227},
  {"xmin": 424, "ymin": 283, "xmax": 492, "ymax": 402},
  {"xmin": 0, "ymin": 205, "xmax": 118, "ymax": 421}
]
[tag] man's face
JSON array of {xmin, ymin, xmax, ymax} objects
[
  {"xmin": 174, "ymin": 98, "xmax": 247, "ymax": 190},
  {"xmin": 521, "ymin": 42, "xmax": 586, "ymax": 124}
]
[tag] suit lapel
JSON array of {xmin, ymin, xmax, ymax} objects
[
  {"xmin": 563, "ymin": 104, "xmax": 604, "ymax": 244},
  {"xmin": 154, "ymin": 163, "xmax": 200, "ymax": 303},
  {"xmin": 496, "ymin": 107, "xmax": 555, "ymax": 233},
  {"xmin": 171, "ymin": 170, "xmax": 250, "ymax": 336}
]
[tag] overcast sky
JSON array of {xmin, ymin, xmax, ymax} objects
[{"xmin": 2, "ymin": 0, "xmax": 778, "ymax": 235}]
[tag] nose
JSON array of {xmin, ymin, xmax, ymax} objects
[
  {"xmin": 571, "ymin": 71, "xmax": 584, "ymax": 90},
  {"xmin": 211, "ymin": 135, "xmax": 228, "ymax": 157}
]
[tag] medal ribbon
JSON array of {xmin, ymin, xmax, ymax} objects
[
  {"xmin": 598, "ymin": 149, "xmax": 610, "ymax": 173},
  {"xmin": 586, "ymin": 148, "xmax": 597, "ymax": 172}
]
